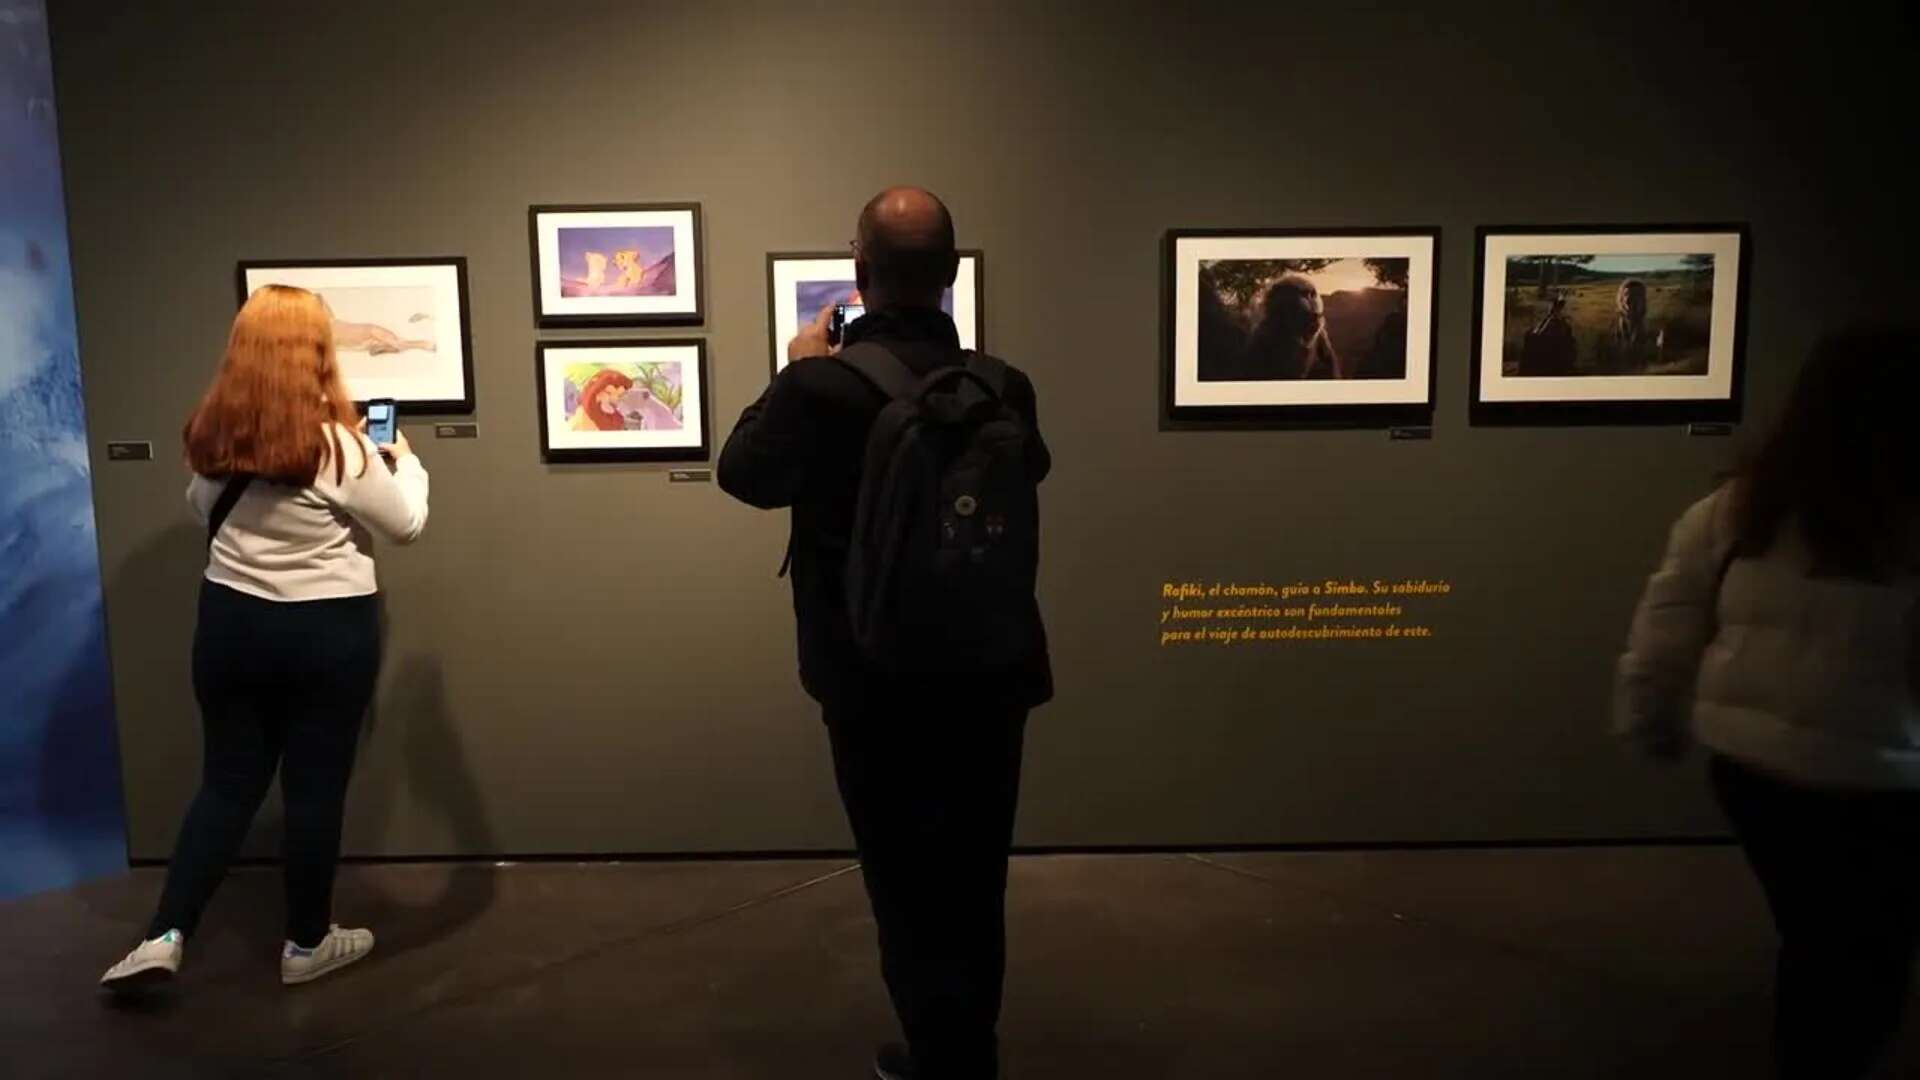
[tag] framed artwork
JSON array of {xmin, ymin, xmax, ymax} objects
[
  {"xmin": 528, "ymin": 203, "xmax": 704, "ymax": 327},
  {"xmin": 534, "ymin": 339, "xmax": 710, "ymax": 463},
  {"xmin": 765, "ymin": 250, "xmax": 983, "ymax": 375},
  {"xmin": 1162, "ymin": 228, "xmax": 1439, "ymax": 427},
  {"xmin": 236, "ymin": 258, "xmax": 474, "ymax": 414},
  {"xmin": 1471, "ymin": 224, "xmax": 1750, "ymax": 425}
]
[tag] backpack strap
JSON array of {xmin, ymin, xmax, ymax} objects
[
  {"xmin": 963, "ymin": 351, "xmax": 1008, "ymax": 397},
  {"xmin": 838, "ymin": 342, "xmax": 920, "ymax": 402},
  {"xmin": 206, "ymin": 473, "xmax": 255, "ymax": 548}
]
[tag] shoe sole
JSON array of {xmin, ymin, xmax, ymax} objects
[
  {"xmin": 281, "ymin": 945, "xmax": 372, "ymax": 986},
  {"xmin": 100, "ymin": 964, "xmax": 177, "ymax": 993}
]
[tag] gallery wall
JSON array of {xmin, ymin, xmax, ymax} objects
[
  {"xmin": 49, "ymin": 0, "xmax": 1916, "ymax": 859},
  {"xmin": 1, "ymin": 0, "xmax": 123, "ymax": 897}
]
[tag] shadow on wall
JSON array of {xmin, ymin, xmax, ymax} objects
[
  {"xmin": 350, "ymin": 651, "xmax": 499, "ymax": 953},
  {"xmin": 104, "ymin": 531, "xmax": 501, "ymax": 950},
  {"xmin": 103, "ymin": 520, "xmax": 211, "ymax": 856}
]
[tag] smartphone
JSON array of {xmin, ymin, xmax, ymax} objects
[
  {"xmin": 827, "ymin": 303, "xmax": 866, "ymax": 346},
  {"xmin": 364, "ymin": 399, "xmax": 397, "ymax": 447}
]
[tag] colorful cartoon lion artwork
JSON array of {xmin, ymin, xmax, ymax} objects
[
  {"xmin": 555, "ymin": 226, "xmax": 677, "ymax": 298},
  {"xmin": 564, "ymin": 363, "xmax": 686, "ymax": 433},
  {"xmin": 568, "ymin": 368, "xmax": 634, "ymax": 432},
  {"xmin": 613, "ymin": 250, "xmax": 647, "ymax": 291}
]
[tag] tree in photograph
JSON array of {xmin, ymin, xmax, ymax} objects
[
  {"xmin": 1516, "ymin": 254, "xmax": 1595, "ymax": 295},
  {"xmin": 1363, "ymin": 258, "xmax": 1409, "ymax": 290},
  {"xmin": 1681, "ymin": 253, "xmax": 1715, "ymax": 298},
  {"xmin": 1202, "ymin": 259, "xmax": 1336, "ymax": 311}
]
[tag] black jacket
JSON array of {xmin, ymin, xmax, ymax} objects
[{"xmin": 718, "ymin": 307, "xmax": 1053, "ymax": 709}]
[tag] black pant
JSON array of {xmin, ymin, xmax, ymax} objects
[
  {"xmin": 149, "ymin": 582, "xmax": 379, "ymax": 947},
  {"xmin": 1711, "ymin": 754, "xmax": 1920, "ymax": 1080},
  {"xmin": 826, "ymin": 698, "xmax": 1028, "ymax": 1080}
]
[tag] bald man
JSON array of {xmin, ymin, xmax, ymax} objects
[{"xmin": 720, "ymin": 188, "xmax": 1050, "ymax": 1080}]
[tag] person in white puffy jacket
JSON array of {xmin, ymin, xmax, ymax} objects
[{"xmin": 1616, "ymin": 326, "xmax": 1920, "ymax": 1080}]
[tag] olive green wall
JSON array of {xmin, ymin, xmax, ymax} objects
[{"xmin": 52, "ymin": 0, "xmax": 1914, "ymax": 858}]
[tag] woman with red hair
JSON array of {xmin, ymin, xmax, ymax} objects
[{"xmin": 100, "ymin": 285, "xmax": 430, "ymax": 993}]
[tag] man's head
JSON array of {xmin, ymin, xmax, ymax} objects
[{"xmin": 853, "ymin": 186, "xmax": 959, "ymax": 311}]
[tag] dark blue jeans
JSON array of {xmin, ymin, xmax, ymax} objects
[
  {"xmin": 150, "ymin": 582, "xmax": 379, "ymax": 947},
  {"xmin": 827, "ymin": 699, "xmax": 1028, "ymax": 1080}
]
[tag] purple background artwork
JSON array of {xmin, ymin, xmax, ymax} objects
[
  {"xmin": 793, "ymin": 278, "xmax": 953, "ymax": 329},
  {"xmin": 557, "ymin": 225, "xmax": 676, "ymax": 297}
]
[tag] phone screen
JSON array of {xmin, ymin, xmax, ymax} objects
[
  {"xmin": 829, "ymin": 303, "xmax": 866, "ymax": 346},
  {"xmin": 365, "ymin": 401, "xmax": 396, "ymax": 446}
]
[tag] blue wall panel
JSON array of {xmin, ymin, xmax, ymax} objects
[{"xmin": 1, "ymin": 0, "xmax": 125, "ymax": 898}]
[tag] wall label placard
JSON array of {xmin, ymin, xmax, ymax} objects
[
  {"xmin": 1157, "ymin": 578, "xmax": 1453, "ymax": 647},
  {"xmin": 668, "ymin": 468, "xmax": 712, "ymax": 484},
  {"xmin": 105, "ymin": 441, "xmax": 153, "ymax": 461},
  {"xmin": 435, "ymin": 423, "xmax": 479, "ymax": 439}
]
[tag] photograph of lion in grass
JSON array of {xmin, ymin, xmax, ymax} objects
[{"xmin": 1499, "ymin": 253, "xmax": 1715, "ymax": 378}]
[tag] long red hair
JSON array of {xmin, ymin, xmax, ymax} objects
[
  {"xmin": 184, "ymin": 285, "xmax": 363, "ymax": 485},
  {"xmin": 575, "ymin": 369, "xmax": 634, "ymax": 431}
]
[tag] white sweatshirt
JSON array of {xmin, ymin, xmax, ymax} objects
[
  {"xmin": 1616, "ymin": 485, "xmax": 1920, "ymax": 790},
  {"xmin": 187, "ymin": 424, "xmax": 429, "ymax": 601}
]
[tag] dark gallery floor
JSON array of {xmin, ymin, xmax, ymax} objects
[{"xmin": 3, "ymin": 848, "xmax": 1916, "ymax": 1079}]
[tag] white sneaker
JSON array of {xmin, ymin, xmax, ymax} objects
[
  {"xmin": 100, "ymin": 929, "xmax": 184, "ymax": 991},
  {"xmin": 280, "ymin": 925, "xmax": 374, "ymax": 985}
]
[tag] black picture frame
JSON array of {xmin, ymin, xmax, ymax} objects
[
  {"xmin": 1160, "ymin": 226, "xmax": 1441, "ymax": 431},
  {"xmin": 763, "ymin": 249, "xmax": 986, "ymax": 377},
  {"xmin": 235, "ymin": 256, "xmax": 476, "ymax": 415},
  {"xmin": 527, "ymin": 202, "xmax": 705, "ymax": 328},
  {"xmin": 1468, "ymin": 223, "xmax": 1752, "ymax": 427},
  {"xmin": 534, "ymin": 338, "xmax": 712, "ymax": 464}
]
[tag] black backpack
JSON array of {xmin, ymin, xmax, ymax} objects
[{"xmin": 837, "ymin": 342, "xmax": 1041, "ymax": 675}]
